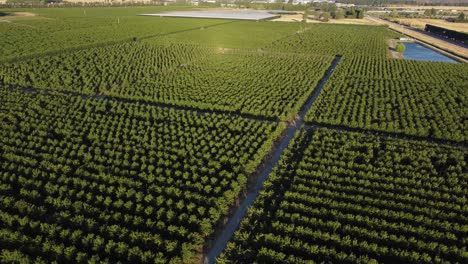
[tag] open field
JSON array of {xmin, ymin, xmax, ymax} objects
[
  {"xmin": 308, "ymin": 17, "xmax": 380, "ymax": 25},
  {"xmin": 272, "ymin": 13, "xmax": 379, "ymax": 26},
  {"xmin": 386, "ymin": 5, "xmax": 468, "ymax": 11},
  {"xmin": 0, "ymin": 6, "xmax": 466, "ymax": 264},
  {"xmin": 327, "ymin": 18, "xmax": 380, "ymax": 25},
  {"xmin": 389, "ymin": 18, "xmax": 468, "ymax": 33}
]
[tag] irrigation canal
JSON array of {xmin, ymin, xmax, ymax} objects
[{"xmin": 203, "ymin": 56, "xmax": 342, "ymax": 263}]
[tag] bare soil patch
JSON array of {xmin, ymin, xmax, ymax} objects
[
  {"xmin": 387, "ymin": 38, "xmax": 404, "ymax": 59},
  {"xmin": 13, "ymin": 12, "xmax": 36, "ymax": 17},
  {"xmin": 272, "ymin": 13, "xmax": 304, "ymax": 22},
  {"xmin": 1, "ymin": 12, "xmax": 36, "ymax": 18},
  {"xmin": 327, "ymin": 18, "xmax": 380, "ymax": 25},
  {"xmin": 0, "ymin": 12, "xmax": 38, "ymax": 23},
  {"xmin": 273, "ymin": 14, "xmax": 379, "ymax": 26}
]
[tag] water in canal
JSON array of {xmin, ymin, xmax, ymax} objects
[{"xmin": 400, "ymin": 42, "xmax": 458, "ymax": 63}]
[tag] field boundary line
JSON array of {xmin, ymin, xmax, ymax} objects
[
  {"xmin": 6, "ymin": 86, "xmax": 277, "ymax": 122},
  {"xmin": 305, "ymin": 122, "xmax": 467, "ymax": 149}
]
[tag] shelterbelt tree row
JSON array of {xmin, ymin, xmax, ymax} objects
[
  {"xmin": 220, "ymin": 128, "xmax": 467, "ymax": 263},
  {"xmin": 0, "ymin": 41, "xmax": 333, "ymax": 120},
  {"xmin": 306, "ymin": 57, "xmax": 468, "ymax": 142},
  {"xmin": 0, "ymin": 89, "xmax": 284, "ymax": 263}
]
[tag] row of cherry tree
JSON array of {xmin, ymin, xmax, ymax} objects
[
  {"xmin": 220, "ymin": 128, "xmax": 467, "ymax": 263},
  {"xmin": 0, "ymin": 41, "xmax": 333, "ymax": 120},
  {"xmin": 306, "ymin": 57, "xmax": 468, "ymax": 142},
  {"xmin": 0, "ymin": 89, "xmax": 284, "ymax": 263}
]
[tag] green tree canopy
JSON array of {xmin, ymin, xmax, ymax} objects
[
  {"xmin": 395, "ymin": 43, "xmax": 406, "ymax": 53},
  {"xmin": 458, "ymin": 12, "xmax": 465, "ymax": 21}
]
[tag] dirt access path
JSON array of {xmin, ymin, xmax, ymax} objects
[
  {"xmin": 387, "ymin": 38, "xmax": 404, "ymax": 59},
  {"xmin": 203, "ymin": 56, "xmax": 342, "ymax": 264}
]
